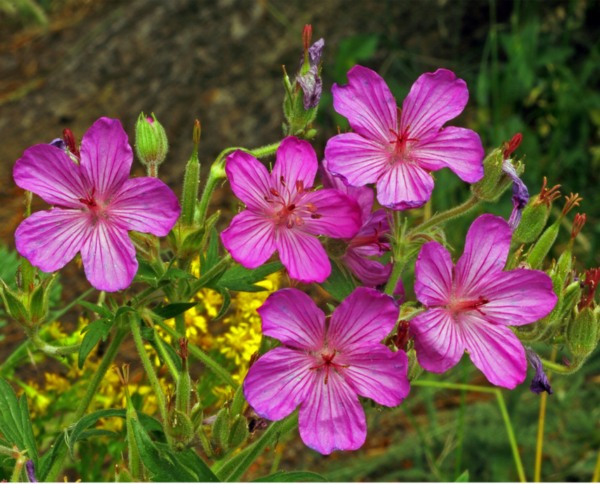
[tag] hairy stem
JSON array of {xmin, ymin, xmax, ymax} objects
[
  {"xmin": 27, "ymin": 329, "xmax": 81, "ymax": 357},
  {"xmin": 385, "ymin": 211, "xmax": 405, "ymax": 295},
  {"xmin": 411, "ymin": 195, "xmax": 481, "ymax": 234},
  {"xmin": 45, "ymin": 327, "xmax": 128, "ymax": 482},
  {"xmin": 154, "ymin": 319, "xmax": 237, "ymax": 389},
  {"xmin": 534, "ymin": 348, "xmax": 556, "ymax": 482},
  {"xmin": 130, "ymin": 317, "xmax": 167, "ymax": 421}
]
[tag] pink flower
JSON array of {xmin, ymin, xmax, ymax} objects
[
  {"xmin": 221, "ymin": 137, "xmax": 362, "ymax": 284},
  {"xmin": 410, "ymin": 214, "xmax": 558, "ymax": 388},
  {"xmin": 244, "ymin": 287, "xmax": 410, "ymax": 454},
  {"xmin": 320, "ymin": 158, "xmax": 395, "ymax": 288},
  {"xmin": 14, "ymin": 118, "xmax": 181, "ymax": 292},
  {"xmin": 325, "ymin": 66, "xmax": 485, "ymax": 210}
]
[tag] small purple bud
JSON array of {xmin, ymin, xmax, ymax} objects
[
  {"xmin": 503, "ymin": 159, "xmax": 529, "ymax": 231},
  {"xmin": 525, "ymin": 347, "xmax": 553, "ymax": 395},
  {"xmin": 26, "ymin": 460, "xmax": 38, "ymax": 483},
  {"xmin": 297, "ymin": 67, "xmax": 323, "ymax": 110},
  {"xmin": 49, "ymin": 138, "xmax": 67, "ymax": 152},
  {"xmin": 146, "ymin": 116, "xmax": 154, "ymax": 125}
]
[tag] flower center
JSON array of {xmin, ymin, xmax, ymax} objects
[
  {"xmin": 79, "ymin": 188, "xmax": 107, "ymax": 221},
  {"xmin": 448, "ymin": 296, "xmax": 489, "ymax": 316},
  {"xmin": 263, "ymin": 176, "xmax": 322, "ymax": 228},
  {"xmin": 348, "ymin": 221, "xmax": 390, "ymax": 251},
  {"xmin": 389, "ymin": 125, "xmax": 418, "ymax": 159},
  {"xmin": 309, "ymin": 348, "xmax": 349, "ymax": 384}
]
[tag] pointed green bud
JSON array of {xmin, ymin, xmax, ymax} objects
[
  {"xmin": 176, "ymin": 338, "xmax": 191, "ymax": 415},
  {"xmin": 0, "ymin": 281, "xmax": 29, "ymax": 327},
  {"xmin": 191, "ymin": 402, "xmax": 203, "ymax": 431},
  {"xmin": 406, "ymin": 348, "xmax": 424, "ymax": 381},
  {"xmin": 181, "ymin": 121, "xmax": 201, "ymax": 228},
  {"xmin": 211, "ymin": 408, "xmax": 230, "ymax": 453},
  {"xmin": 228, "ymin": 415, "xmax": 249, "ymax": 450},
  {"xmin": 135, "ymin": 112, "xmax": 169, "ymax": 176},
  {"xmin": 470, "ymin": 148, "xmax": 507, "ymax": 201},
  {"xmin": 29, "ymin": 283, "xmax": 46, "ymax": 324},
  {"xmin": 115, "ymin": 466, "xmax": 133, "ymax": 482},
  {"xmin": 230, "ymin": 384, "xmax": 246, "ymax": 419},
  {"xmin": 567, "ymin": 307, "xmax": 598, "ymax": 358},
  {"xmin": 165, "ymin": 408, "xmax": 194, "ymax": 446},
  {"xmin": 513, "ymin": 179, "xmax": 561, "ymax": 244}
]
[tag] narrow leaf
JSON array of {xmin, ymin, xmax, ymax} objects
[
  {"xmin": 78, "ymin": 320, "xmax": 115, "ymax": 369},
  {"xmin": 455, "ymin": 470, "xmax": 469, "ymax": 482},
  {"xmin": 19, "ymin": 394, "xmax": 38, "ymax": 467},
  {"xmin": 0, "ymin": 378, "xmax": 25, "ymax": 449},
  {"xmin": 152, "ymin": 302, "xmax": 197, "ymax": 320},
  {"xmin": 78, "ymin": 300, "xmax": 114, "ymax": 319},
  {"xmin": 219, "ymin": 262, "xmax": 284, "ymax": 292},
  {"xmin": 319, "ymin": 258, "xmax": 356, "ymax": 302},
  {"xmin": 253, "ymin": 471, "xmax": 328, "ymax": 482}
]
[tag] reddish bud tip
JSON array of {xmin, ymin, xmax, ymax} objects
[
  {"xmin": 578, "ymin": 268, "xmax": 600, "ymax": 310},
  {"xmin": 62, "ymin": 128, "xmax": 80, "ymax": 158},
  {"xmin": 177, "ymin": 337, "xmax": 189, "ymax": 360},
  {"xmin": 503, "ymin": 133, "xmax": 523, "ymax": 160},
  {"xmin": 302, "ymin": 25, "xmax": 312, "ymax": 51},
  {"xmin": 394, "ymin": 320, "xmax": 410, "ymax": 351},
  {"xmin": 193, "ymin": 120, "xmax": 201, "ymax": 146},
  {"xmin": 571, "ymin": 213, "xmax": 586, "ymax": 239},
  {"xmin": 146, "ymin": 117, "xmax": 154, "ymax": 124},
  {"xmin": 536, "ymin": 176, "xmax": 561, "ymax": 207},
  {"xmin": 562, "ymin": 193, "xmax": 583, "ymax": 216}
]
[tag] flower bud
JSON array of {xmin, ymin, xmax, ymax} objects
[
  {"xmin": 176, "ymin": 338, "xmax": 191, "ymax": 415},
  {"xmin": 135, "ymin": 112, "xmax": 168, "ymax": 175},
  {"xmin": 228, "ymin": 414, "xmax": 249, "ymax": 450},
  {"xmin": 0, "ymin": 281, "xmax": 30, "ymax": 327},
  {"xmin": 470, "ymin": 148, "xmax": 514, "ymax": 201},
  {"xmin": 513, "ymin": 178, "xmax": 561, "ymax": 244},
  {"xmin": 165, "ymin": 408, "xmax": 194, "ymax": 447},
  {"xmin": 181, "ymin": 121, "xmax": 201, "ymax": 228},
  {"xmin": 567, "ymin": 306, "xmax": 598, "ymax": 358},
  {"xmin": 211, "ymin": 408, "xmax": 230, "ymax": 455}
]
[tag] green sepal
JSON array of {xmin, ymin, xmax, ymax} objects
[
  {"xmin": 211, "ymin": 408, "xmax": 230, "ymax": 454},
  {"xmin": 228, "ymin": 415, "xmax": 249, "ymax": 451},
  {"xmin": 165, "ymin": 408, "xmax": 194, "ymax": 446},
  {"xmin": 181, "ymin": 148, "xmax": 200, "ymax": 228},
  {"xmin": 527, "ymin": 216, "xmax": 561, "ymax": 269},
  {"xmin": 567, "ymin": 307, "xmax": 598, "ymax": 358},
  {"xmin": 470, "ymin": 148, "xmax": 505, "ymax": 201},
  {"xmin": 512, "ymin": 195, "xmax": 551, "ymax": 244},
  {"xmin": 0, "ymin": 282, "xmax": 29, "ymax": 326}
]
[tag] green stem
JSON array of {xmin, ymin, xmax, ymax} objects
[
  {"xmin": 411, "ymin": 380, "xmax": 526, "ymax": 482},
  {"xmin": 155, "ymin": 319, "xmax": 237, "ymax": 389},
  {"xmin": 404, "ymin": 407, "xmax": 445, "ymax": 481},
  {"xmin": 454, "ymin": 361, "xmax": 468, "ymax": 479},
  {"xmin": 130, "ymin": 317, "xmax": 167, "ymax": 421},
  {"xmin": 11, "ymin": 455, "xmax": 25, "ymax": 483},
  {"xmin": 45, "ymin": 327, "xmax": 128, "ymax": 482},
  {"xmin": 411, "ymin": 195, "xmax": 481, "ymax": 234},
  {"xmin": 153, "ymin": 328, "xmax": 179, "ymax": 382},
  {"xmin": 0, "ymin": 445, "xmax": 16, "ymax": 457},
  {"xmin": 540, "ymin": 357, "xmax": 583, "ymax": 375},
  {"xmin": 49, "ymin": 288, "xmax": 95, "ymax": 321},
  {"xmin": 27, "ymin": 329, "xmax": 81, "ymax": 357},
  {"xmin": 592, "ymin": 447, "xmax": 600, "ymax": 482},
  {"xmin": 385, "ymin": 211, "xmax": 405, "ymax": 295},
  {"xmin": 222, "ymin": 413, "xmax": 297, "ymax": 482},
  {"xmin": 191, "ymin": 253, "xmax": 232, "ymax": 293}
]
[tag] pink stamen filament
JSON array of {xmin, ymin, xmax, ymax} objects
[
  {"xmin": 264, "ymin": 176, "xmax": 323, "ymax": 227},
  {"xmin": 309, "ymin": 349, "xmax": 349, "ymax": 384},
  {"xmin": 449, "ymin": 296, "xmax": 489, "ymax": 316},
  {"xmin": 349, "ymin": 222, "xmax": 389, "ymax": 251}
]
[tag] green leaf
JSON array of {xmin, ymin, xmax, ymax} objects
[
  {"xmin": 455, "ymin": 470, "xmax": 469, "ymax": 482},
  {"xmin": 163, "ymin": 267, "xmax": 196, "ymax": 281},
  {"xmin": 210, "ymin": 285, "xmax": 231, "ymax": 320},
  {"xmin": 152, "ymin": 302, "xmax": 197, "ymax": 320},
  {"xmin": 319, "ymin": 258, "xmax": 356, "ymax": 302},
  {"xmin": 131, "ymin": 419, "xmax": 199, "ymax": 482},
  {"xmin": 200, "ymin": 228, "xmax": 220, "ymax": 274},
  {"xmin": 173, "ymin": 448, "xmax": 220, "ymax": 482},
  {"xmin": 115, "ymin": 306, "xmax": 138, "ymax": 319},
  {"xmin": 219, "ymin": 262, "xmax": 283, "ymax": 292},
  {"xmin": 68, "ymin": 409, "xmax": 164, "ymax": 459},
  {"xmin": 78, "ymin": 300, "xmax": 114, "ymax": 319},
  {"xmin": 0, "ymin": 378, "xmax": 25, "ymax": 451},
  {"xmin": 19, "ymin": 393, "xmax": 38, "ymax": 467},
  {"xmin": 134, "ymin": 261, "xmax": 160, "ymax": 287},
  {"xmin": 78, "ymin": 319, "xmax": 115, "ymax": 369},
  {"xmin": 77, "ymin": 429, "xmax": 120, "ymax": 440},
  {"xmin": 38, "ymin": 432, "xmax": 66, "ymax": 481},
  {"xmin": 253, "ymin": 471, "xmax": 328, "ymax": 482}
]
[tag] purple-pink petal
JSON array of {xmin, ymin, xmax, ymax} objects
[
  {"xmin": 411, "ymin": 307, "xmax": 465, "ymax": 373},
  {"xmin": 414, "ymin": 241, "xmax": 453, "ymax": 307},
  {"xmin": 299, "ymin": 189, "xmax": 362, "ymax": 239},
  {"xmin": 257, "ymin": 288, "xmax": 326, "ymax": 351},
  {"xmin": 221, "ymin": 211, "xmax": 276, "ymax": 269},
  {"xmin": 480, "ymin": 269, "xmax": 557, "ymax": 326},
  {"xmin": 328, "ymin": 287, "xmax": 399, "ymax": 351},
  {"xmin": 325, "ymin": 133, "xmax": 389, "ymax": 187},
  {"xmin": 320, "ymin": 158, "xmax": 374, "ymax": 223},
  {"xmin": 298, "ymin": 370, "xmax": 367, "ymax": 455},
  {"xmin": 79, "ymin": 118, "xmax": 133, "ymax": 202},
  {"xmin": 338, "ymin": 345, "xmax": 410, "ymax": 407},
  {"xmin": 275, "ymin": 228, "xmax": 330, "ymax": 283},
  {"xmin": 331, "ymin": 65, "xmax": 396, "ymax": 142},
  {"xmin": 244, "ymin": 347, "xmax": 317, "ymax": 421},
  {"xmin": 109, "ymin": 178, "xmax": 180, "ymax": 236},
  {"xmin": 271, "ymin": 137, "xmax": 318, "ymax": 191},
  {"xmin": 459, "ymin": 313, "xmax": 527, "ymax": 389},
  {"xmin": 80, "ymin": 220, "xmax": 137, "ymax": 292},
  {"xmin": 454, "ymin": 214, "xmax": 512, "ymax": 299},
  {"xmin": 400, "ymin": 69, "xmax": 469, "ymax": 142},
  {"xmin": 15, "ymin": 209, "xmax": 92, "ymax": 273},
  {"xmin": 225, "ymin": 150, "xmax": 273, "ymax": 212},
  {"xmin": 341, "ymin": 249, "xmax": 391, "ymax": 287},
  {"xmin": 412, "ymin": 126, "xmax": 484, "ymax": 183},
  {"xmin": 350, "ymin": 209, "xmax": 390, "ymax": 257},
  {"xmin": 13, "ymin": 144, "xmax": 88, "ymax": 209},
  {"xmin": 375, "ymin": 161, "xmax": 434, "ymax": 210}
]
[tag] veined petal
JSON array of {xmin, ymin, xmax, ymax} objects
[
  {"xmin": 332, "ymin": 65, "xmax": 397, "ymax": 142},
  {"xmin": 15, "ymin": 209, "xmax": 92, "ymax": 273},
  {"xmin": 80, "ymin": 219, "xmax": 138, "ymax": 292},
  {"xmin": 376, "ymin": 161, "xmax": 434, "ymax": 210},
  {"xmin": 481, "ymin": 269, "xmax": 557, "ymax": 326},
  {"xmin": 13, "ymin": 144, "xmax": 88, "ymax": 208},
  {"xmin": 221, "ymin": 211, "xmax": 276, "ymax": 269},
  {"xmin": 79, "ymin": 118, "xmax": 133, "ymax": 202},
  {"xmin": 109, "ymin": 178, "xmax": 180, "ymax": 236},
  {"xmin": 325, "ymin": 133, "xmax": 390, "ymax": 187},
  {"xmin": 275, "ymin": 228, "xmax": 330, "ymax": 283},
  {"xmin": 341, "ymin": 249, "xmax": 391, "ymax": 287},
  {"xmin": 415, "ymin": 241, "xmax": 454, "ymax": 307},
  {"xmin": 400, "ymin": 69, "xmax": 469, "ymax": 142},
  {"xmin": 257, "ymin": 288, "xmax": 326, "ymax": 351},
  {"xmin": 328, "ymin": 287, "xmax": 398, "ymax": 351},
  {"xmin": 412, "ymin": 127, "xmax": 484, "ymax": 183},
  {"xmin": 320, "ymin": 158, "xmax": 374, "ymax": 223},
  {"xmin": 338, "ymin": 345, "xmax": 410, "ymax": 407},
  {"xmin": 271, "ymin": 137, "xmax": 318, "ymax": 191},
  {"xmin": 349, "ymin": 209, "xmax": 390, "ymax": 257},
  {"xmin": 300, "ymin": 189, "xmax": 362, "ymax": 239},
  {"xmin": 244, "ymin": 347, "xmax": 317, "ymax": 421},
  {"xmin": 459, "ymin": 313, "xmax": 527, "ymax": 389},
  {"xmin": 411, "ymin": 307, "xmax": 464, "ymax": 373},
  {"xmin": 298, "ymin": 370, "xmax": 366, "ymax": 455},
  {"xmin": 454, "ymin": 215, "xmax": 512, "ymax": 298},
  {"xmin": 225, "ymin": 150, "xmax": 272, "ymax": 212}
]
